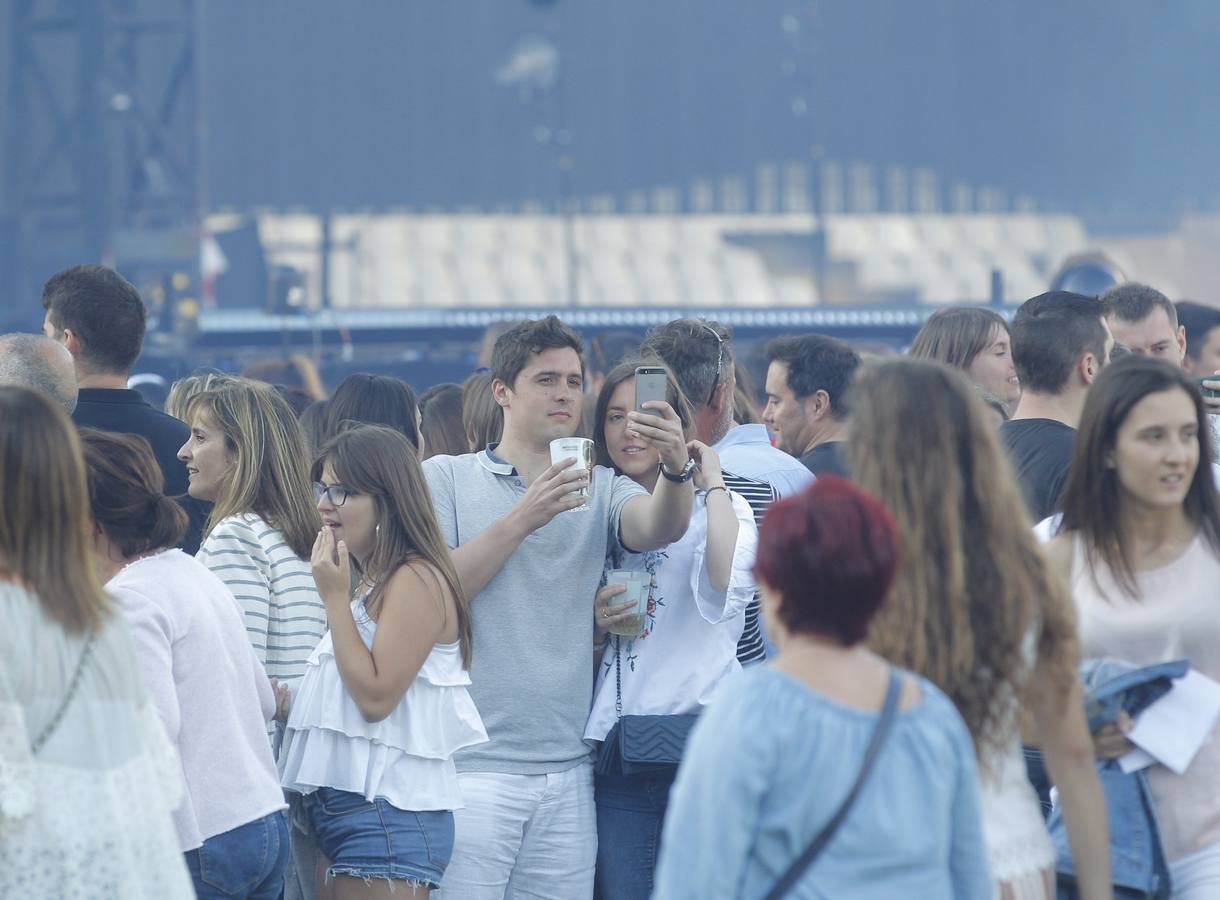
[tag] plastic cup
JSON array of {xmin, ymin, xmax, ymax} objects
[
  {"xmin": 605, "ymin": 569, "xmax": 650, "ymax": 637},
  {"xmin": 550, "ymin": 437, "xmax": 594, "ymax": 512}
]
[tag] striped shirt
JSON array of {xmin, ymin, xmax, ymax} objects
[
  {"xmin": 721, "ymin": 470, "xmax": 780, "ymax": 666},
  {"xmin": 196, "ymin": 513, "xmax": 327, "ymax": 684}
]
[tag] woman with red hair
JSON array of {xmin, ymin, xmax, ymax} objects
[{"xmin": 653, "ymin": 476, "xmax": 991, "ymax": 899}]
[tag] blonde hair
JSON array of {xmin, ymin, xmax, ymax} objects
[
  {"xmin": 850, "ymin": 359, "xmax": 1078, "ymax": 759},
  {"xmin": 166, "ymin": 371, "xmax": 237, "ymax": 420},
  {"xmin": 0, "ymin": 387, "xmax": 109, "ymax": 632},
  {"xmin": 187, "ymin": 379, "xmax": 320, "ymax": 558}
]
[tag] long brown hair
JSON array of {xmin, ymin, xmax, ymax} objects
[
  {"xmin": 313, "ymin": 426, "xmax": 473, "ymax": 668},
  {"xmin": 0, "ymin": 387, "xmax": 109, "ymax": 632},
  {"xmin": 1059, "ymin": 355, "xmax": 1220, "ymax": 596},
  {"xmin": 908, "ymin": 307, "xmax": 1009, "ymax": 371},
  {"xmin": 462, "ymin": 372, "xmax": 504, "ymax": 453},
  {"xmin": 849, "ymin": 359, "xmax": 1078, "ymax": 759},
  {"xmin": 591, "ymin": 361, "xmax": 694, "ymax": 472},
  {"xmin": 419, "ymin": 383, "xmax": 468, "ymax": 459},
  {"xmin": 187, "ymin": 379, "xmax": 320, "ymax": 558}
]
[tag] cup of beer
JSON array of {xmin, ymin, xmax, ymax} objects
[
  {"xmin": 549, "ymin": 437, "xmax": 594, "ymax": 512},
  {"xmin": 605, "ymin": 569, "xmax": 650, "ymax": 637}
]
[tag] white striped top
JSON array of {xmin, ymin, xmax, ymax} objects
[{"xmin": 196, "ymin": 513, "xmax": 327, "ymax": 684}]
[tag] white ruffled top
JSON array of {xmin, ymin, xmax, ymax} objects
[{"xmin": 278, "ymin": 597, "xmax": 487, "ymax": 812}]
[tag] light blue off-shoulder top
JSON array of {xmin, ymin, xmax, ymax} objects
[{"xmin": 653, "ymin": 666, "xmax": 992, "ymax": 899}]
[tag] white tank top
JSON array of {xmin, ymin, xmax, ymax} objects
[
  {"xmin": 1070, "ymin": 531, "xmax": 1220, "ymax": 861},
  {"xmin": 278, "ymin": 597, "xmax": 488, "ymax": 811}
]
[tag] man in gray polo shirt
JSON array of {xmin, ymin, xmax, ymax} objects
[{"xmin": 425, "ymin": 316, "xmax": 694, "ymax": 899}]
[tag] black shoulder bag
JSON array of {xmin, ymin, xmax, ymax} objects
[
  {"xmin": 593, "ymin": 635, "xmax": 699, "ymax": 776},
  {"xmin": 763, "ymin": 668, "xmax": 902, "ymax": 900}
]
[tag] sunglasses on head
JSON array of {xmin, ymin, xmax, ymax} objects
[{"xmin": 700, "ymin": 323, "xmax": 726, "ymax": 406}]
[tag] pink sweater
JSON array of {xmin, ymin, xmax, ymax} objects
[{"xmin": 108, "ymin": 549, "xmax": 287, "ymax": 850}]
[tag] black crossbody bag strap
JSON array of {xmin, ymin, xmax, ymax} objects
[{"xmin": 763, "ymin": 668, "xmax": 902, "ymax": 900}]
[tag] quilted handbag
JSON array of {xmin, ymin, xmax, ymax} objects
[{"xmin": 594, "ymin": 636, "xmax": 699, "ymax": 776}]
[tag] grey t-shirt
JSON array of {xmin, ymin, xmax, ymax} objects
[{"xmin": 423, "ymin": 448, "xmax": 647, "ymax": 774}]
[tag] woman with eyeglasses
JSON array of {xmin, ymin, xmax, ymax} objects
[{"xmin": 279, "ymin": 425, "xmax": 487, "ymax": 897}]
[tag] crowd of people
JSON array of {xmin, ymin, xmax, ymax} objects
[{"xmin": 2, "ymin": 263, "xmax": 1220, "ymax": 899}]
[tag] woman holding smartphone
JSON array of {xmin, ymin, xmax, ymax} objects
[{"xmin": 586, "ymin": 361, "xmax": 758, "ymax": 899}]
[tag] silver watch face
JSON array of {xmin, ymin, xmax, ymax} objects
[{"xmin": 662, "ymin": 458, "xmax": 695, "ymax": 481}]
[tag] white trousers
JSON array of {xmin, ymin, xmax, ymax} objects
[
  {"xmin": 436, "ymin": 763, "xmax": 596, "ymax": 900},
  {"xmin": 1170, "ymin": 842, "xmax": 1220, "ymax": 899}
]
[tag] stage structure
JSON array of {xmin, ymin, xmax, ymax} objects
[{"xmin": 4, "ymin": 0, "xmax": 202, "ymax": 326}]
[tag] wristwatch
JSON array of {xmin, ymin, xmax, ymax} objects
[{"xmin": 659, "ymin": 458, "xmax": 697, "ymax": 484}]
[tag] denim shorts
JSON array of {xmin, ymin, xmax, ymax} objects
[{"xmin": 304, "ymin": 787, "xmax": 454, "ymax": 888}]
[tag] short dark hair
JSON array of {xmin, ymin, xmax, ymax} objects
[
  {"xmin": 1009, "ymin": 291, "xmax": 1108, "ymax": 394},
  {"xmin": 640, "ymin": 318, "xmax": 733, "ymax": 409},
  {"xmin": 754, "ymin": 475, "xmax": 900, "ymax": 645},
  {"xmin": 490, "ymin": 316, "xmax": 584, "ymax": 390},
  {"xmin": 41, "ymin": 264, "xmax": 146, "ymax": 374},
  {"xmin": 1176, "ymin": 301, "xmax": 1220, "ymax": 361},
  {"xmin": 765, "ymin": 334, "xmax": 860, "ymax": 419},
  {"xmin": 1101, "ymin": 283, "xmax": 1178, "ymax": 329},
  {"xmin": 321, "ymin": 373, "xmax": 420, "ymax": 450},
  {"xmin": 80, "ymin": 429, "xmax": 188, "ymax": 557}
]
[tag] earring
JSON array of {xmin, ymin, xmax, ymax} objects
[{"xmin": 375, "ymin": 523, "xmax": 381, "ymax": 539}]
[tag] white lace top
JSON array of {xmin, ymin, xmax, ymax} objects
[
  {"xmin": 279, "ymin": 596, "xmax": 488, "ymax": 811},
  {"xmin": 978, "ymin": 739, "xmax": 1056, "ymax": 887},
  {"xmin": 975, "ymin": 630, "xmax": 1056, "ymax": 892},
  {"xmin": 0, "ymin": 583, "xmax": 194, "ymax": 899}
]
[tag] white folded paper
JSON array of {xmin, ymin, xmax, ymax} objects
[{"xmin": 1119, "ymin": 668, "xmax": 1220, "ymax": 775}]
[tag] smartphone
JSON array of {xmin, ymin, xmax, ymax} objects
[
  {"xmin": 634, "ymin": 366, "xmax": 668, "ymax": 415},
  {"xmin": 1196, "ymin": 376, "xmax": 1220, "ymax": 400}
]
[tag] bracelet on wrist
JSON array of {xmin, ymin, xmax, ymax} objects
[{"xmin": 704, "ymin": 485, "xmax": 728, "ymax": 498}]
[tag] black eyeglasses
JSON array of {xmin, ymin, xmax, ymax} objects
[
  {"xmin": 312, "ymin": 481, "xmax": 359, "ymax": 507},
  {"xmin": 700, "ymin": 323, "xmax": 726, "ymax": 406}
]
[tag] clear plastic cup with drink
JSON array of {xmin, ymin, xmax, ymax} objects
[{"xmin": 605, "ymin": 569, "xmax": 650, "ymax": 637}]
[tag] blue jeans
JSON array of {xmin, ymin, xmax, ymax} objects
[
  {"xmin": 184, "ymin": 810, "xmax": 290, "ymax": 900},
  {"xmin": 594, "ymin": 769, "xmax": 677, "ymax": 900},
  {"xmin": 305, "ymin": 787, "xmax": 454, "ymax": 888}
]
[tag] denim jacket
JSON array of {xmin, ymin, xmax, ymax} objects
[{"xmin": 1050, "ymin": 658, "xmax": 1187, "ymax": 899}]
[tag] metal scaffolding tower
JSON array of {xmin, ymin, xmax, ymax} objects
[{"xmin": 3, "ymin": 0, "xmax": 201, "ymax": 316}]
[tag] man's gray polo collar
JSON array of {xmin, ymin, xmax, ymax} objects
[{"xmin": 478, "ymin": 443, "xmax": 518, "ymax": 476}]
